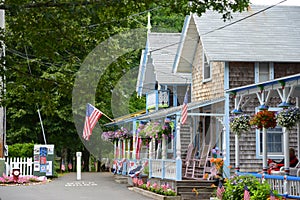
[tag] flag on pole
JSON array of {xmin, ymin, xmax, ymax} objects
[
  {"xmin": 68, "ymin": 161, "xmax": 73, "ymax": 170},
  {"xmin": 83, "ymin": 103, "xmax": 103, "ymax": 140},
  {"xmin": 216, "ymin": 181, "xmax": 225, "ymax": 200},
  {"xmin": 244, "ymin": 186, "xmax": 251, "ymax": 200},
  {"xmin": 61, "ymin": 160, "xmax": 65, "ymax": 171},
  {"xmin": 181, "ymin": 88, "xmax": 189, "ymax": 125}
]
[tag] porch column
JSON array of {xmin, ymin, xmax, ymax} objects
[
  {"xmin": 231, "ymin": 94, "xmax": 242, "ymax": 173},
  {"xmin": 122, "ymin": 139, "xmax": 126, "ymax": 159},
  {"xmin": 162, "ymin": 136, "xmax": 167, "ymax": 160},
  {"xmin": 235, "ymin": 134, "xmax": 240, "ymax": 173},
  {"xmin": 176, "ymin": 122, "xmax": 181, "ymax": 159},
  {"xmin": 114, "ymin": 140, "xmax": 117, "ymax": 159},
  {"xmin": 118, "ymin": 139, "xmax": 121, "ymax": 159},
  {"xmin": 262, "ymin": 127, "xmax": 268, "ymax": 174},
  {"xmin": 175, "ymin": 119, "xmax": 182, "ymax": 181},
  {"xmin": 127, "ymin": 139, "xmax": 131, "ymax": 159},
  {"xmin": 149, "ymin": 138, "xmax": 154, "ymax": 159},
  {"xmin": 132, "ymin": 121, "xmax": 136, "ymax": 160},
  {"xmin": 283, "ymin": 127, "xmax": 290, "ymax": 175}
]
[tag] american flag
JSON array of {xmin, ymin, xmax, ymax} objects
[
  {"xmin": 68, "ymin": 162, "xmax": 73, "ymax": 170},
  {"xmin": 61, "ymin": 160, "xmax": 65, "ymax": 171},
  {"xmin": 83, "ymin": 103, "xmax": 103, "ymax": 140},
  {"xmin": 270, "ymin": 190, "xmax": 276, "ymax": 200},
  {"xmin": 244, "ymin": 186, "xmax": 250, "ymax": 200},
  {"xmin": 216, "ymin": 182, "xmax": 225, "ymax": 200},
  {"xmin": 181, "ymin": 89, "xmax": 188, "ymax": 125}
]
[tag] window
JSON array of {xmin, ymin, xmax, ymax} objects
[
  {"xmin": 255, "ymin": 62, "xmax": 274, "ymax": 83},
  {"xmin": 258, "ymin": 127, "xmax": 283, "ymax": 155},
  {"xmin": 256, "ymin": 108, "xmax": 283, "ymax": 159},
  {"xmin": 203, "ymin": 53, "xmax": 211, "ymax": 82}
]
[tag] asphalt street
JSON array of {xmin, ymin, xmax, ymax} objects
[{"xmin": 0, "ymin": 172, "xmax": 152, "ymax": 200}]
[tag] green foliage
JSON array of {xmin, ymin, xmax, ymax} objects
[
  {"xmin": 2, "ymin": 0, "xmax": 250, "ymax": 161},
  {"xmin": 222, "ymin": 175, "xmax": 281, "ymax": 200},
  {"xmin": 8, "ymin": 142, "xmax": 34, "ymax": 157}
]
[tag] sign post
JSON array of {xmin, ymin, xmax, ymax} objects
[{"xmin": 76, "ymin": 152, "xmax": 82, "ymax": 180}]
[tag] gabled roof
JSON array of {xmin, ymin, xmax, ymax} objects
[
  {"xmin": 197, "ymin": 5, "xmax": 300, "ymax": 62},
  {"xmin": 136, "ymin": 32, "xmax": 191, "ymax": 96},
  {"xmin": 175, "ymin": 5, "xmax": 300, "ymax": 72}
]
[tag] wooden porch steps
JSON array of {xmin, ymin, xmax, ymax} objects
[{"xmin": 176, "ymin": 179, "xmax": 217, "ymax": 200}]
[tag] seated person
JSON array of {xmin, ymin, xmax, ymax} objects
[{"xmin": 268, "ymin": 148, "xmax": 299, "ymax": 171}]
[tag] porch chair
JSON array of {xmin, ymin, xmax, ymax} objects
[
  {"xmin": 279, "ymin": 160, "xmax": 300, "ymax": 176},
  {"xmin": 183, "ymin": 142, "xmax": 197, "ymax": 178},
  {"xmin": 194, "ymin": 142, "xmax": 212, "ymax": 179}
]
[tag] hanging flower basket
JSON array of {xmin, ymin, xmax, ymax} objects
[
  {"xmin": 276, "ymin": 106, "xmax": 300, "ymax": 130},
  {"xmin": 101, "ymin": 131, "xmax": 115, "ymax": 141},
  {"xmin": 229, "ymin": 114, "xmax": 250, "ymax": 136},
  {"xmin": 250, "ymin": 110, "xmax": 277, "ymax": 129},
  {"xmin": 114, "ymin": 127, "xmax": 132, "ymax": 140},
  {"xmin": 140, "ymin": 121, "xmax": 163, "ymax": 140}
]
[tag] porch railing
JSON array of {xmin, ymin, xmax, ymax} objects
[
  {"xmin": 149, "ymin": 159, "xmax": 177, "ymax": 180},
  {"xmin": 238, "ymin": 172, "xmax": 300, "ymax": 199}
]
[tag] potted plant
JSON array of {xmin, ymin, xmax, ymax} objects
[
  {"xmin": 249, "ymin": 110, "xmax": 277, "ymax": 129},
  {"xmin": 221, "ymin": 175, "xmax": 281, "ymax": 200},
  {"xmin": 229, "ymin": 114, "xmax": 251, "ymax": 136},
  {"xmin": 276, "ymin": 106, "xmax": 300, "ymax": 130}
]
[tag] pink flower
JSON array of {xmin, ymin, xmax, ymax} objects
[
  {"xmin": 132, "ymin": 177, "xmax": 138, "ymax": 184},
  {"xmin": 146, "ymin": 181, "xmax": 151, "ymax": 188},
  {"xmin": 137, "ymin": 179, "xmax": 143, "ymax": 186},
  {"xmin": 161, "ymin": 184, "xmax": 168, "ymax": 191},
  {"xmin": 152, "ymin": 182, "xmax": 158, "ymax": 189}
]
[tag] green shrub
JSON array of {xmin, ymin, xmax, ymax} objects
[
  {"xmin": 222, "ymin": 175, "xmax": 281, "ymax": 200},
  {"xmin": 8, "ymin": 143, "xmax": 34, "ymax": 157}
]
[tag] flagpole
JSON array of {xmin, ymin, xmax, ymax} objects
[
  {"xmin": 88, "ymin": 103, "xmax": 114, "ymax": 122},
  {"xmin": 101, "ymin": 112, "xmax": 114, "ymax": 122}
]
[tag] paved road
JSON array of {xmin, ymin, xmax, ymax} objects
[{"xmin": 0, "ymin": 172, "xmax": 152, "ymax": 200}]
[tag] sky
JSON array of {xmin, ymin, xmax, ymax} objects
[{"xmin": 251, "ymin": 0, "xmax": 300, "ymax": 6}]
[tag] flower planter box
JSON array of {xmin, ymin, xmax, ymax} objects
[{"xmin": 132, "ymin": 187, "xmax": 180, "ymax": 200}]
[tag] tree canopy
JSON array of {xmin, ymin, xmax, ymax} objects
[{"xmin": 1, "ymin": 0, "xmax": 250, "ymax": 159}]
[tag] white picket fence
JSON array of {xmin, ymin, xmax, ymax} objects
[{"xmin": 5, "ymin": 157, "xmax": 33, "ymax": 176}]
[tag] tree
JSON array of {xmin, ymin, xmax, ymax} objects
[{"xmin": 1, "ymin": 0, "xmax": 250, "ymax": 165}]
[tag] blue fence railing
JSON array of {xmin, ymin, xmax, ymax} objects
[{"xmin": 238, "ymin": 172, "xmax": 300, "ymax": 199}]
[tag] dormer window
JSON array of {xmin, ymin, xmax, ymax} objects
[
  {"xmin": 203, "ymin": 53, "xmax": 211, "ymax": 82},
  {"xmin": 255, "ymin": 62, "xmax": 274, "ymax": 83}
]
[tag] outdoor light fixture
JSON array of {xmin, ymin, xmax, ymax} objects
[
  {"xmin": 278, "ymin": 101, "xmax": 291, "ymax": 108},
  {"xmin": 258, "ymin": 104, "xmax": 269, "ymax": 110},
  {"xmin": 231, "ymin": 108, "xmax": 243, "ymax": 114}
]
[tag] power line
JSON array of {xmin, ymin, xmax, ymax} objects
[
  {"xmin": 149, "ymin": 0, "xmax": 287, "ymax": 53},
  {"xmin": 201, "ymin": 0, "xmax": 287, "ymax": 36}
]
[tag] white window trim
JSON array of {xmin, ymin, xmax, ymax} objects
[
  {"xmin": 254, "ymin": 62, "xmax": 274, "ymax": 83},
  {"xmin": 202, "ymin": 51, "xmax": 212, "ymax": 83},
  {"xmin": 255, "ymin": 107, "xmax": 284, "ymax": 159}
]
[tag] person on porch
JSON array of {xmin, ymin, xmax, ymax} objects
[{"xmin": 268, "ymin": 148, "xmax": 299, "ymax": 171}]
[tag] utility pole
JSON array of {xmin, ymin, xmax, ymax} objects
[{"xmin": 0, "ymin": 7, "xmax": 5, "ymax": 158}]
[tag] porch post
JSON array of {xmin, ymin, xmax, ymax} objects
[
  {"xmin": 118, "ymin": 139, "xmax": 121, "ymax": 159},
  {"xmin": 127, "ymin": 139, "xmax": 131, "ymax": 159},
  {"xmin": 262, "ymin": 127, "xmax": 268, "ymax": 174},
  {"xmin": 114, "ymin": 140, "xmax": 117, "ymax": 159},
  {"xmin": 149, "ymin": 138, "xmax": 154, "ymax": 159},
  {"xmin": 283, "ymin": 127, "xmax": 290, "ymax": 175},
  {"xmin": 176, "ymin": 122, "xmax": 181, "ymax": 159},
  {"xmin": 235, "ymin": 134, "xmax": 240, "ymax": 173},
  {"xmin": 162, "ymin": 137, "xmax": 166, "ymax": 160},
  {"xmin": 176, "ymin": 120, "xmax": 182, "ymax": 181},
  {"xmin": 122, "ymin": 139, "xmax": 126, "ymax": 159},
  {"xmin": 132, "ymin": 121, "xmax": 136, "ymax": 160}
]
